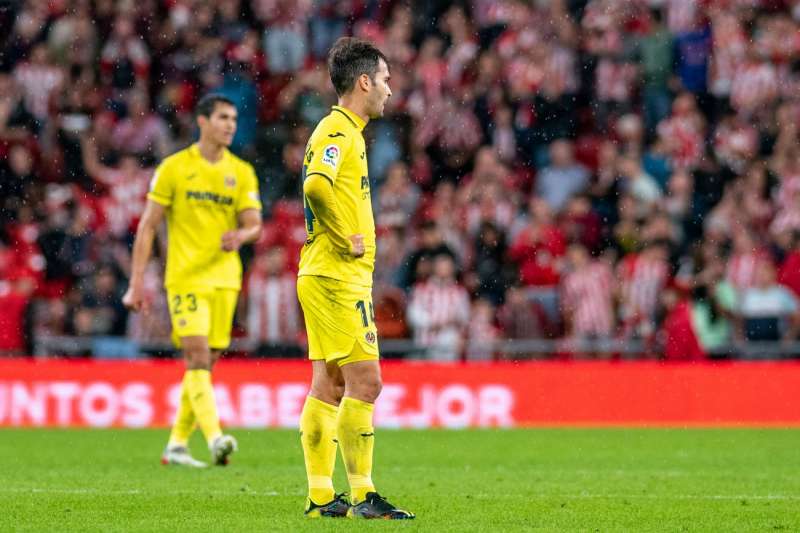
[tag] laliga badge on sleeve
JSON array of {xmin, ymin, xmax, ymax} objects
[{"xmin": 321, "ymin": 144, "xmax": 340, "ymax": 169}]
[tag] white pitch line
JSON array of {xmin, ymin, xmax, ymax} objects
[
  {"xmin": 3, "ymin": 488, "xmax": 799, "ymax": 501},
  {"xmin": 0, "ymin": 488, "xmax": 288, "ymax": 497},
  {"xmin": 472, "ymin": 493, "xmax": 800, "ymax": 501}
]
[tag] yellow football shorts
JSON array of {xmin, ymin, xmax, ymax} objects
[
  {"xmin": 166, "ymin": 287, "xmax": 239, "ymax": 350},
  {"xmin": 296, "ymin": 275, "xmax": 380, "ymax": 366}
]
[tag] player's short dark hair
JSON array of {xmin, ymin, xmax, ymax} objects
[
  {"xmin": 195, "ymin": 94, "xmax": 236, "ymax": 118},
  {"xmin": 327, "ymin": 37, "xmax": 388, "ymax": 97}
]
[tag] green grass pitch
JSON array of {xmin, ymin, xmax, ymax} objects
[{"xmin": 2, "ymin": 428, "xmax": 799, "ymax": 531}]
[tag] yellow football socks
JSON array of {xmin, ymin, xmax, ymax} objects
[
  {"xmin": 183, "ymin": 369, "xmax": 222, "ymax": 445},
  {"xmin": 337, "ymin": 396, "xmax": 376, "ymax": 503},
  {"xmin": 167, "ymin": 374, "xmax": 196, "ymax": 447},
  {"xmin": 300, "ymin": 396, "xmax": 339, "ymax": 504}
]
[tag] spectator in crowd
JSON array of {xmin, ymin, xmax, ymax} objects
[
  {"xmin": 1, "ymin": 144, "xmax": 36, "ymax": 216},
  {"xmin": 638, "ymin": 8, "xmax": 673, "ymax": 134},
  {"xmin": 407, "ymin": 254, "xmax": 470, "ymax": 361},
  {"xmin": 509, "ymin": 197, "xmax": 565, "ymax": 325},
  {"xmin": 534, "ymin": 139, "xmax": 590, "ymax": 213},
  {"xmin": 376, "ymin": 161, "xmax": 420, "ymax": 230},
  {"xmin": 0, "ymin": 275, "xmax": 35, "ymax": 356},
  {"xmin": 77, "ymin": 264, "xmax": 128, "ymax": 337},
  {"xmin": 374, "ymin": 226, "xmax": 409, "ymax": 290},
  {"xmin": 110, "ymin": 91, "xmax": 171, "ymax": 161},
  {"xmin": 13, "ymin": 43, "xmax": 65, "ymax": 122},
  {"xmin": 401, "ymin": 220, "xmax": 458, "ymax": 291},
  {"xmin": 0, "ymin": 72, "xmax": 40, "ymax": 142},
  {"xmin": 740, "ymin": 262, "xmax": 799, "ymax": 342},
  {"xmin": 469, "ymin": 221, "xmax": 508, "ymax": 306},
  {"xmin": 618, "ymin": 155, "xmax": 663, "ymax": 207},
  {"xmin": 617, "ymin": 240, "xmax": 671, "ymax": 339},
  {"xmin": 81, "ymin": 135, "xmax": 153, "ymax": 239},
  {"xmin": 373, "ymin": 286, "xmax": 408, "ymax": 341},
  {"xmin": 496, "ymin": 285, "xmax": 553, "ymax": 359},
  {"xmin": 690, "ymin": 257, "xmax": 737, "ymax": 353},
  {"xmin": 561, "ymin": 243, "xmax": 615, "ymax": 342},
  {"xmin": 99, "ymin": 14, "xmax": 150, "ymax": 90},
  {"xmin": 245, "ymin": 245, "xmax": 302, "ymax": 357},
  {"xmin": 465, "ymin": 298, "xmax": 499, "ymax": 361},
  {"xmin": 778, "ymin": 232, "xmax": 800, "ymax": 300},
  {"xmin": 125, "ymin": 258, "xmax": 171, "ymax": 347}
]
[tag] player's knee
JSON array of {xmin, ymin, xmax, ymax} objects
[
  {"xmin": 310, "ymin": 384, "xmax": 342, "ymax": 406},
  {"xmin": 352, "ymin": 376, "xmax": 382, "ymax": 403},
  {"xmin": 184, "ymin": 346, "xmax": 212, "ymax": 370}
]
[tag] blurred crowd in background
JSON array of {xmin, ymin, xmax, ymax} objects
[{"xmin": 4, "ymin": 0, "xmax": 800, "ymax": 360}]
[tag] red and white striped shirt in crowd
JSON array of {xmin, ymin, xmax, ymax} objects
[
  {"xmin": 726, "ymin": 251, "xmax": 772, "ymax": 292},
  {"xmin": 595, "ymin": 58, "xmax": 638, "ymax": 103},
  {"xmin": 617, "ymin": 253, "xmax": 670, "ymax": 322},
  {"xmin": 251, "ymin": 0, "xmax": 312, "ymax": 29},
  {"xmin": 465, "ymin": 302, "xmax": 500, "ymax": 361},
  {"xmin": 13, "ymin": 62, "xmax": 64, "ymax": 119},
  {"xmin": 245, "ymin": 271, "xmax": 301, "ymax": 344},
  {"xmin": 666, "ymin": 0, "xmax": 698, "ymax": 34},
  {"xmin": 731, "ymin": 61, "xmax": 779, "ymax": 116},
  {"xmin": 712, "ymin": 120, "xmax": 758, "ymax": 172},
  {"xmin": 407, "ymin": 279, "xmax": 470, "ymax": 349},
  {"xmin": 771, "ymin": 209, "xmax": 800, "ymax": 237},
  {"xmin": 776, "ymin": 174, "xmax": 800, "ymax": 211},
  {"xmin": 546, "ymin": 45, "xmax": 579, "ymax": 95},
  {"xmin": 96, "ymin": 166, "xmax": 153, "ymax": 237},
  {"xmin": 657, "ymin": 115, "xmax": 704, "ymax": 170},
  {"xmin": 709, "ymin": 12, "xmax": 747, "ymax": 97},
  {"xmin": 415, "ymin": 97, "xmax": 483, "ymax": 154},
  {"xmin": 561, "ymin": 261, "xmax": 615, "ymax": 337},
  {"xmin": 473, "ymin": 0, "xmax": 517, "ymax": 28},
  {"xmin": 465, "ymin": 196, "xmax": 515, "ymax": 236},
  {"xmin": 505, "ymin": 55, "xmax": 545, "ymax": 93}
]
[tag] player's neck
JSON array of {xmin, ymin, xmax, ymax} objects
[
  {"xmin": 196, "ymin": 138, "xmax": 226, "ymax": 163},
  {"xmin": 337, "ymin": 97, "xmax": 370, "ymax": 127}
]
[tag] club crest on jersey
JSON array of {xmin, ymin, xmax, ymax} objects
[
  {"xmin": 322, "ymin": 144, "xmax": 340, "ymax": 168},
  {"xmin": 224, "ymin": 175, "xmax": 236, "ymax": 188},
  {"xmin": 365, "ymin": 331, "xmax": 376, "ymax": 344}
]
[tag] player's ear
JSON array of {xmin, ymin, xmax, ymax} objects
[{"xmin": 358, "ymin": 73, "xmax": 371, "ymax": 93}]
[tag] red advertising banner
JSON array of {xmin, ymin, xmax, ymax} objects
[{"xmin": 0, "ymin": 359, "xmax": 799, "ymax": 428}]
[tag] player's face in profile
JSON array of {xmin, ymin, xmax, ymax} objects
[
  {"xmin": 201, "ymin": 103, "xmax": 238, "ymax": 146},
  {"xmin": 367, "ymin": 59, "xmax": 391, "ymax": 119}
]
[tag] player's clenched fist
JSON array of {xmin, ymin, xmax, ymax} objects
[
  {"xmin": 122, "ymin": 284, "xmax": 147, "ymax": 312},
  {"xmin": 349, "ymin": 234, "xmax": 365, "ymax": 257},
  {"xmin": 221, "ymin": 230, "xmax": 244, "ymax": 251}
]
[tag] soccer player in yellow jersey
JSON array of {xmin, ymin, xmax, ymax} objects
[
  {"xmin": 297, "ymin": 37, "xmax": 414, "ymax": 519},
  {"xmin": 122, "ymin": 95, "xmax": 262, "ymax": 467}
]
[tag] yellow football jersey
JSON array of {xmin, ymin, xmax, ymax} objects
[
  {"xmin": 298, "ymin": 105, "xmax": 375, "ymax": 287},
  {"xmin": 147, "ymin": 143, "xmax": 262, "ymax": 291}
]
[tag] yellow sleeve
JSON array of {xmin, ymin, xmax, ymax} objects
[
  {"xmin": 303, "ymin": 173, "xmax": 352, "ymax": 254},
  {"xmin": 147, "ymin": 162, "xmax": 174, "ymax": 206},
  {"xmin": 237, "ymin": 163, "xmax": 263, "ymax": 212},
  {"xmin": 304, "ymin": 128, "xmax": 351, "ymax": 184}
]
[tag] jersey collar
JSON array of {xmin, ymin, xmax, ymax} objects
[
  {"xmin": 331, "ymin": 105, "xmax": 366, "ymax": 132},
  {"xmin": 190, "ymin": 142, "xmax": 228, "ymax": 165}
]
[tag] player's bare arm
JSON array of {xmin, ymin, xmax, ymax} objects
[
  {"xmin": 221, "ymin": 208, "xmax": 263, "ymax": 252},
  {"xmin": 122, "ymin": 199, "xmax": 166, "ymax": 312}
]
